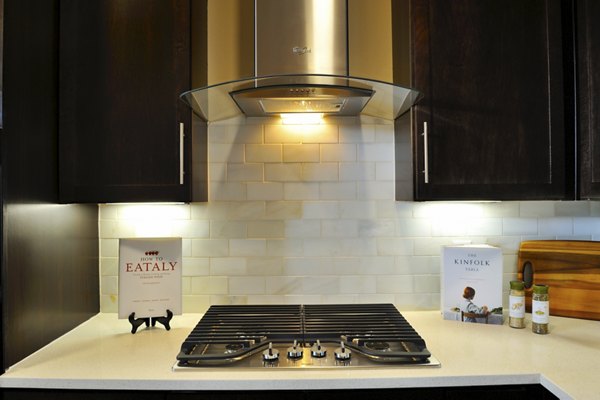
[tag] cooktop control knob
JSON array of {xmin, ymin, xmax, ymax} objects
[
  {"xmin": 310, "ymin": 340, "xmax": 327, "ymax": 358},
  {"xmin": 262, "ymin": 342, "xmax": 279, "ymax": 361},
  {"xmin": 287, "ymin": 340, "xmax": 303, "ymax": 359},
  {"xmin": 334, "ymin": 341, "xmax": 351, "ymax": 360}
]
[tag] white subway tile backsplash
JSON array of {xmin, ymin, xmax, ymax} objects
[
  {"xmin": 358, "ymin": 219, "xmax": 396, "ymax": 237},
  {"xmin": 170, "ymin": 220, "xmax": 210, "ymax": 238},
  {"xmin": 302, "ymin": 276, "xmax": 340, "ymax": 294},
  {"xmin": 101, "ymin": 276, "xmax": 118, "ymax": 295},
  {"xmin": 246, "ymin": 257, "xmax": 283, "ymax": 275},
  {"xmin": 321, "ymin": 219, "xmax": 359, "ymax": 237},
  {"xmin": 229, "ymin": 277, "xmax": 265, "ymax": 295},
  {"xmin": 375, "ymin": 125, "xmax": 395, "ymax": 142},
  {"xmin": 283, "ymin": 144, "xmax": 320, "ymax": 162},
  {"xmin": 210, "ymin": 220, "xmax": 247, "ymax": 239},
  {"xmin": 285, "ymin": 220, "xmax": 321, "ymax": 238},
  {"xmin": 502, "ymin": 218, "xmax": 538, "ymax": 235},
  {"xmin": 320, "ymin": 144, "xmax": 357, "ymax": 162},
  {"xmin": 357, "ymin": 181, "xmax": 394, "ymax": 200},
  {"xmin": 182, "ymin": 257, "xmax": 209, "ymax": 276},
  {"xmin": 209, "ymin": 162, "xmax": 227, "ymax": 181},
  {"xmin": 519, "ymin": 201, "xmax": 555, "ymax": 217},
  {"xmin": 247, "ymin": 220, "xmax": 284, "ymax": 238},
  {"xmin": 117, "ymin": 203, "xmax": 191, "ymax": 220},
  {"xmin": 266, "ymin": 276, "xmax": 303, "ymax": 295},
  {"xmin": 247, "ymin": 182, "xmax": 284, "ymax": 201},
  {"xmin": 555, "ymin": 201, "xmax": 590, "ymax": 217},
  {"xmin": 182, "ymin": 239, "xmax": 192, "ymax": 257},
  {"xmin": 376, "ymin": 238, "xmax": 414, "ymax": 256},
  {"xmin": 574, "ymin": 217, "xmax": 600, "ymax": 235},
  {"xmin": 340, "ymin": 276, "xmax": 376, "ymax": 294},
  {"xmin": 99, "ymin": 120, "xmax": 600, "ymax": 313},
  {"xmin": 191, "ymin": 276, "xmax": 228, "ymax": 295},
  {"xmin": 357, "ymin": 143, "xmax": 394, "ymax": 162},
  {"xmin": 209, "ymin": 182, "xmax": 246, "ymax": 201},
  {"xmin": 265, "ymin": 201, "xmax": 303, "ymax": 219},
  {"xmin": 100, "ymin": 258, "xmax": 118, "ymax": 276},
  {"xmin": 339, "ymin": 200, "xmax": 378, "ymax": 219},
  {"xmin": 210, "ymin": 257, "xmax": 247, "ymax": 275},
  {"xmin": 339, "ymin": 163, "xmax": 376, "ymax": 181},
  {"xmin": 265, "ymin": 163, "xmax": 302, "ymax": 182},
  {"xmin": 302, "ymin": 163, "xmax": 339, "ymax": 181},
  {"xmin": 227, "ymin": 163, "xmax": 263, "ymax": 182},
  {"xmin": 538, "ymin": 217, "xmax": 574, "ymax": 236},
  {"xmin": 396, "ymin": 218, "xmax": 432, "ymax": 237},
  {"xmin": 266, "ymin": 239, "xmax": 304, "ymax": 256},
  {"xmin": 265, "ymin": 124, "xmax": 338, "ymax": 144},
  {"xmin": 209, "ymin": 124, "xmax": 263, "ymax": 144},
  {"xmin": 320, "ymin": 182, "xmax": 357, "ymax": 200},
  {"xmin": 209, "ymin": 143, "xmax": 245, "ymax": 163},
  {"xmin": 414, "ymin": 275, "xmax": 440, "ymax": 293},
  {"xmin": 100, "ymin": 295, "xmax": 117, "ymax": 313},
  {"xmin": 376, "ymin": 276, "xmax": 414, "ymax": 294},
  {"xmin": 226, "ymin": 201, "xmax": 267, "ymax": 220},
  {"xmin": 191, "ymin": 239, "xmax": 229, "ymax": 257},
  {"xmin": 100, "ymin": 239, "xmax": 119, "ymax": 257},
  {"xmin": 183, "ymin": 295, "xmax": 210, "ymax": 313},
  {"xmin": 375, "ymin": 162, "xmax": 395, "ymax": 181},
  {"xmin": 284, "ymin": 182, "xmax": 320, "ymax": 200},
  {"xmin": 284, "ymin": 258, "xmax": 328, "ymax": 275},
  {"xmin": 465, "ymin": 218, "xmax": 503, "ymax": 236},
  {"xmin": 339, "ymin": 124, "xmax": 375, "ymax": 143},
  {"xmin": 245, "ymin": 144, "xmax": 282, "ymax": 163},
  {"xmin": 229, "ymin": 239, "xmax": 267, "ymax": 257},
  {"xmin": 303, "ymin": 201, "xmax": 339, "ymax": 219}
]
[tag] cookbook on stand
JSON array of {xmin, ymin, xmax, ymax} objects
[{"xmin": 118, "ymin": 237, "xmax": 182, "ymax": 319}]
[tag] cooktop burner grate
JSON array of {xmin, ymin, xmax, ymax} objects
[{"xmin": 176, "ymin": 303, "xmax": 436, "ymax": 368}]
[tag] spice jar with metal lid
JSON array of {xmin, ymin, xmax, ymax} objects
[
  {"xmin": 509, "ymin": 280, "xmax": 525, "ymax": 329},
  {"xmin": 532, "ymin": 284, "xmax": 549, "ymax": 334}
]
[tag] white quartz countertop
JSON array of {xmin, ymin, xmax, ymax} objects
[{"xmin": 1, "ymin": 311, "xmax": 598, "ymax": 399}]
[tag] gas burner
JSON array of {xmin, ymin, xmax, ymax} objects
[
  {"xmin": 364, "ymin": 341, "xmax": 391, "ymax": 352},
  {"xmin": 176, "ymin": 304, "xmax": 438, "ymax": 368},
  {"xmin": 224, "ymin": 343, "xmax": 245, "ymax": 353}
]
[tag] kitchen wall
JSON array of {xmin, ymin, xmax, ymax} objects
[{"xmin": 98, "ymin": 117, "xmax": 600, "ymax": 313}]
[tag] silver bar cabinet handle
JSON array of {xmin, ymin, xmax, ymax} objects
[
  {"xmin": 422, "ymin": 121, "xmax": 429, "ymax": 183},
  {"xmin": 179, "ymin": 122, "xmax": 185, "ymax": 185}
]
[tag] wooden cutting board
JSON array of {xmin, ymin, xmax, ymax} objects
[{"xmin": 517, "ymin": 240, "xmax": 600, "ymax": 321}]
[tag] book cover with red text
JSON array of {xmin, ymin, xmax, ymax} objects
[{"xmin": 118, "ymin": 238, "xmax": 182, "ymax": 319}]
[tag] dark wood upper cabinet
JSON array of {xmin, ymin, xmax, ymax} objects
[
  {"xmin": 59, "ymin": 0, "xmax": 194, "ymax": 203},
  {"xmin": 577, "ymin": 0, "xmax": 600, "ymax": 199},
  {"xmin": 410, "ymin": 0, "xmax": 571, "ymax": 201}
]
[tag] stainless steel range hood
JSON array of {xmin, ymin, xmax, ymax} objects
[{"xmin": 181, "ymin": 0, "xmax": 419, "ymax": 122}]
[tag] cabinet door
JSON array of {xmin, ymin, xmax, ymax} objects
[
  {"xmin": 59, "ymin": 0, "xmax": 191, "ymax": 203},
  {"xmin": 411, "ymin": 0, "xmax": 570, "ymax": 201},
  {"xmin": 577, "ymin": 0, "xmax": 600, "ymax": 199}
]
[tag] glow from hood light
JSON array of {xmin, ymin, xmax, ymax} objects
[{"xmin": 281, "ymin": 113, "xmax": 324, "ymax": 125}]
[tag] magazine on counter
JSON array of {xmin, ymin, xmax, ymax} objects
[
  {"xmin": 441, "ymin": 244, "xmax": 503, "ymax": 324},
  {"xmin": 118, "ymin": 237, "xmax": 182, "ymax": 319}
]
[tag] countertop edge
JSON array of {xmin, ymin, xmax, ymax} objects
[{"xmin": 0, "ymin": 373, "xmax": 543, "ymax": 392}]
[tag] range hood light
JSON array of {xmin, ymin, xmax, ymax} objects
[{"xmin": 280, "ymin": 113, "xmax": 324, "ymax": 125}]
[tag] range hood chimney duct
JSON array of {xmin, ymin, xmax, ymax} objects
[{"xmin": 181, "ymin": 0, "xmax": 420, "ymax": 122}]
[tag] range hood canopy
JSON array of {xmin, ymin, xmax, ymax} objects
[
  {"xmin": 181, "ymin": 74, "xmax": 420, "ymax": 122},
  {"xmin": 182, "ymin": 0, "xmax": 420, "ymax": 122}
]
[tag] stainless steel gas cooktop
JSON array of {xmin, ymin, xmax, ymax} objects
[{"xmin": 175, "ymin": 304, "xmax": 440, "ymax": 369}]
